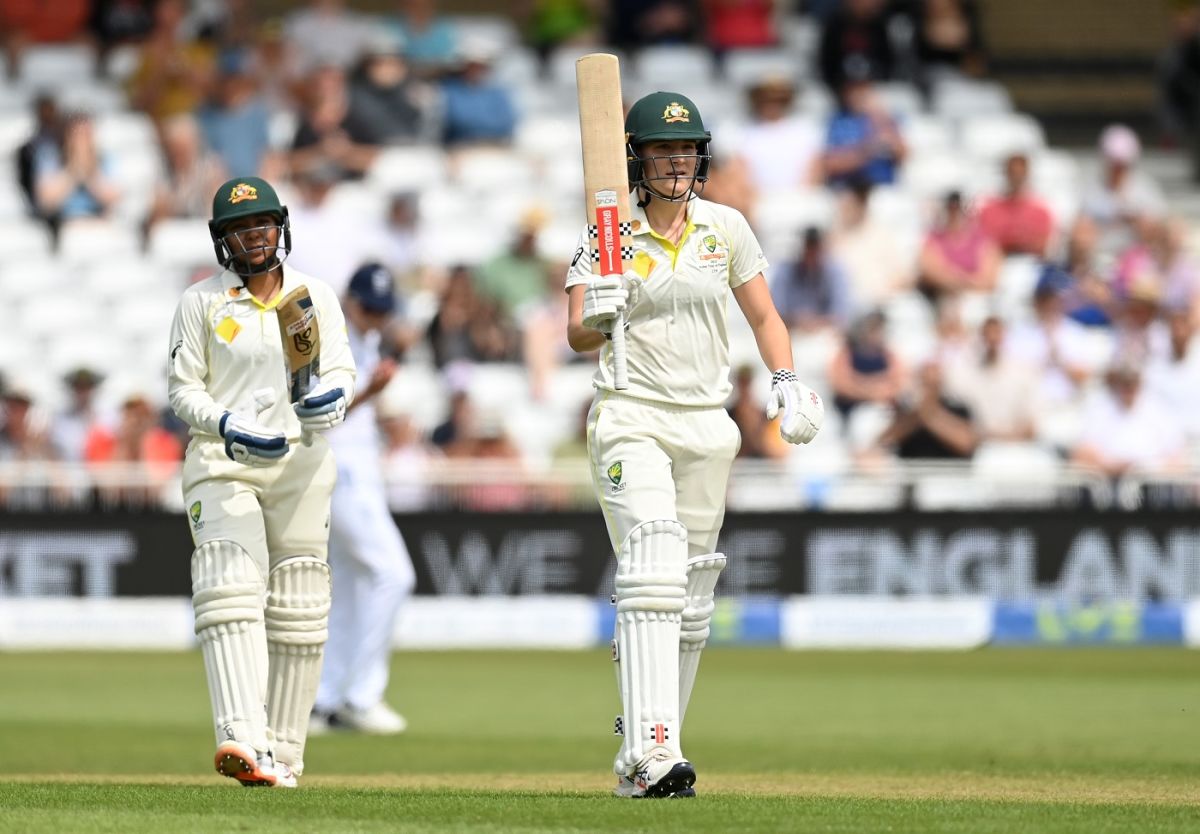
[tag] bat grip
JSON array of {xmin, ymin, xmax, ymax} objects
[{"xmin": 611, "ymin": 311, "xmax": 628, "ymax": 390}]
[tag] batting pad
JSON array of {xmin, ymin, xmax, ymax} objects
[
  {"xmin": 679, "ymin": 552, "xmax": 726, "ymax": 725},
  {"xmin": 613, "ymin": 519, "xmax": 688, "ymax": 775},
  {"xmin": 191, "ymin": 540, "xmax": 270, "ymax": 754},
  {"xmin": 265, "ymin": 555, "xmax": 331, "ymax": 774}
]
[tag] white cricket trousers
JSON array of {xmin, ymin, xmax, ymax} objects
[
  {"xmin": 586, "ymin": 391, "xmax": 741, "ymax": 556},
  {"xmin": 316, "ymin": 465, "xmax": 415, "ymax": 712}
]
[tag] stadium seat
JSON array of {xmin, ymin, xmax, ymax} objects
[
  {"xmin": 21, "ymin": 296, "xmax": 105, "ymax": 342},
  {"xmin": 57, "ymin": 221, "xmax": 140, "ymax": 264},
  {"xmin": 448, "ymin": 14, "xmax": 521, "ymax": 50},
  {"xmin": 147, "ymin": 218, "xmax": 220, "ymax": 271},
  {"xmin": 381, "ymin": 363, "xmax": 449, "ymax": 432},
  {"xmin": 452, "ymin": 148, "xmax": 538, "ymax": 194},
  {"xmin": 932, "ymin": 79, "xmax": 1013, "ymax": 121},
  {"xmin": 83, "ymin": 260, "xmax": 183, "ymax": 300},
  {"xmin": 961, "ymin": 113, "xmax": 1046, "ymax": 162},
  {"xmin": 0, "ymin": 180, "xmax": 29, "ymax": 220},
  {"xmin": 722, "ymin": 48, "xmax": 807, "ymax": 88},
  {"xmin": 103, "ymin": 43, "xmax": 143, "ymax": 82},
  {"xmin": 515, "ymin": 115, "xmax": 582, "ymax": 161},
  {"xmin": 901, "ymin": 153, "xmax": 971, "ymax": 199},
  {"xmin": 367, "ymin": 146, "xmax": 448, "ymax": 194},
  {"xmin": 752, "ymin": 188, "xmax": 836, "ymax": 256},
  {"xmin": 876, "ymin": 82, "xmax": 924, "ymax": 118},
  {"xmin": 901, "ymin": 114, "xmax": 953, "ymax": 154},
  {"xmin": 0, "ymin": 112, "xmax": 34, "ymax": 156},
  {"xmin": 55, "ymin": 82, "xmax": 127, "ymax": 115},
  {"xmin": 545, "ymin": 45, "xmax": 629, "ymax": 89},
  {"xmin": 17, "ymin": 44, "xmax": 96, "ymax": 87},
  {"xmin": 491, "ymin": 45, "xmax": 541, "ymax": 90},
  {"xmin": 634, "ymin": 46, "xmax": 716, "ymax": 89},
  {"xmin": 95, "ymin": 112, "xmax": 158, "ymax": 153},
  {"xmin": 0, "ymin": 220, "xmax": 53, "ymax": 264}
]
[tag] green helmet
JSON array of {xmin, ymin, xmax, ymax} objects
[
  {"xmin": 208, "ymin": 176, "xmax": 292, "ymax": 275},
  {"xmin": 624, "ymin": 92, "xmax": 711, "ymax": 199},
  {"xmin": 624, "ymin": 91, "xmax": 711, "ymax": 144}
]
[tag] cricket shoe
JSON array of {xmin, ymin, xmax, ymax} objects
[
  {"xmin": 614, "ymin": 774, "xmax": 697, "ymax": 799},
  {"xmin": 330, "ymin": 701, "xmax": 408, "ymax": 735},
  {"xmin": 214, "ymin": 741, "xmax": 279, "ymax": 788},
  {"xmin": 625, "ymin": 754, "xmax": 696, "ymax": 799}
]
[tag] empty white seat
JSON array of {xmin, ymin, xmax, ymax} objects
[
  {"xmin": 0, "ymin": 220, "xmax": 53, "ymax": 264},
  {"xmin": 451, "ymin": 148, "xmax": 537, "ymax": 193},
  {"xmin": 58, "ymin": 221, "xmax": 140, "ymax": 263},
  {"xmin": 961, "ymin": 113, "xmax": 1045, "ymax": 161},
  {"xmin": 0, "ymin": 112, "xmax": 34, "ymax": 156},
  {"xmin": 491, "ymin": 45, "xmax": 541, "ymax": 90},
  {"xmin": 448, "ymin": 14, "xmax": 521, "ymax": 51},
  {"xmin": 147, "ymin": 219, "xmax": 219, "ymax": 270},
  {"xmin": 901, "ymin": 153, "xmax": 970, "ymax": 199},
  {"xmin": 902, "ymin": 114, "xmax": 953, "ymax": 154},
  {"xmin": 876, "ymin": 81, "xmax": 924, "ymax": 118},
  {"xmin": 380, "ymin": 363, "xmax": 448, "ymax": 432},
  {"xmin": 18, "ymin": 44, "xmax": 96, "ymax": 87},
  {"xmin": 723, "ymin": 48, "xmax": 806, "ymax": 88},
  {"xmin": 932, "ymin": 79, "xmax": 1013, "ymax": 121},
  {"xmin": 515, "ymin": 115, "xmax": 580, "ymax": 161},
  {"xmin": 0, "ymin": 257, "xmax": 66, "ymax": 300},
  {"xmin": 55, "ymin": 81, "xmax": 127, "ymax": 115},
  {"xmin": 367, "ymin": 146, "xmax": 448, "ymax": 194},
  {"xmin": 22, "ymin": 296, "xmax": 105, "ymax": 340},
  {"xmin": 545, "ymin": 46, "xmax": 628, "ymax": 89},
  {"xmin": 95, "ymin": 112, "xmax": 160, "ymax": 154}
]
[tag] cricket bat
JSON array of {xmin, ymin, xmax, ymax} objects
[
  {"xmin": 576, "ymin": 52, "xmax": 632, "ymax": 390},
  {"xmin": 276, "ymin": 285, "xmax": 320, "ymax": 404}
]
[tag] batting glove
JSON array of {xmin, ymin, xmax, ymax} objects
[
  {"xmin": 293, "ymin": 383, "xmax": 347, "ymax": 445},
  {"xmin": 582, "ymin": 271, "xmax": 641, "ymax": 333},
  {"xmin": 219, "ymin": 412, "xmax": 289, "ymax": 466},
  {"xmin": 766, "ymin": 370, "xmax": 824, "ymax": 445}
]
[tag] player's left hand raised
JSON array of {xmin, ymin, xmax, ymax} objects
[
  {"xmin": 582, "ymin": 271, "xmax": 642, "ymax": 333},
  {"xmin": 294, "ymin": 383, "xmax": 347, "ymax": 445},
  {"xmin": 766, "ymin": 370, "xmax": 823, "ymax": 445}
]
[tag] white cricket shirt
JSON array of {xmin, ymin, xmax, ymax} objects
[
  {"xmin": 326, "ymin": 322, "xmax": 382, "ymax": 459},
  {"xmin": 168, "ymin": 265, "xmax": 356, "ymax": 443},
  {"xmin": 565, "ymin": 197, "xmax": 768, "ymax": 407}
]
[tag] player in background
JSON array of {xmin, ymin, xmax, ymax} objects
[
  {"xmin": 310, "ymin": 262, "xmax": 416, "ymax": 736},
  {"xmin": 168, "ymin": 176, "xmax": 355, "ymax": 787},
  {"xmin": 565, "ymin": 92, "xmax": 825, "ymax": 798}
]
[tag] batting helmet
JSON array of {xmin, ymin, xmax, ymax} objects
[
  {"xmin": 208, "ymin": 176, "xmax": 292, "ymax": 275},
  {"xmin": 624, "ymin": 92, "xmax": 711, "ymax": 200}
]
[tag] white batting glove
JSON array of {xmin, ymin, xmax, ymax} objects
[
  {"xmin": 293, "ymin": 382, "xmax": 347, "ymax": 445},
  {"xmin": 219, "ymin": 412, "xmax": 289, "ymax": 466},
  {"xmin": 766, "ymin": 370, "xmax": 824, "ymax": 445},
  {"xmin": 581, "ymin": 271, "xmax": 641, "ymax": 333}
]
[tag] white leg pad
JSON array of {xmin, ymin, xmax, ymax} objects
[
  {"xmin": 265, "ymin": 555, "xmax": 331, "ymax": 774},
  {"xmin": 679, "ymin": 552, "xmax": 726, "ymax": 725},
  {"xmin": 191, "ymin": 540, "xmax": 270, "ymax": 754},
  {"xmin": 612, "ymin": 519, "xmax": 688, "ymax": 776}
]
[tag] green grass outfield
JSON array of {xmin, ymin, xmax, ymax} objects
[{"xmin": 0, "ymin": 648, "xmax": 1198, "ymax": 833}]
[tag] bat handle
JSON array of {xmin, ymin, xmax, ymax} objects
[{"xmin": 611, "ymin": 311, "xmax": 628, "ymax": 390}]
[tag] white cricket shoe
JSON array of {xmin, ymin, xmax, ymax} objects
[
  {"xmin": 629, "ymin": 754, "xmax": 696, "ymax": 799},
  {"xmin": 272, "ymin": 761, "xmax": 298, "ymax": 789},
  {"xmin": 613, "ymin": 775, "xmax": 697, "ymax": 798},
  {"xmin": 331, "ymin": 702, "xmax": 408, "ymax": 735},
  {"xmin": 214, "ymin": 741, "xmax": 278, "ymax": 788}
]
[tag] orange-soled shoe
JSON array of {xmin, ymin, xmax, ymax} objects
[{"xmin": 214, "ymin": 741, "xmax": 277, "ymax": 787}]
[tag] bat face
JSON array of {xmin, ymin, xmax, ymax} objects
[{"xmin": 276, "ymin": 286, "xmax": 321, "ymax": 403}]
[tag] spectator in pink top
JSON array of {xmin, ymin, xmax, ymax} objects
[
  {"xmin": 978, "ymin": 151, "xmax": 1055, "ymax": 257},
  {"xmin": 917, "ymin": 190, "xmax": 1001, "ymax": 303}
]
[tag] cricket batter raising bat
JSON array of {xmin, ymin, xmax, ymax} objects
[
  {"xmin": 566, "ymin": 89, "xmax": 825, "ymax": 797},
  {"xmin": 168, "ymin": 176, "xmax": 355, "ymax": 787}
]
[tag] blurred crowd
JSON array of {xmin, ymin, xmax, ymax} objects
[{"xmin": 2, "ymin": 0, "xmax": 1199, "ymax": 509}]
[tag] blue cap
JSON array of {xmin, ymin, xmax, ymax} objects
[
  {"xmin": 1034, "ymin": 264, "xmax": 1073, "ymax": 297},
  {"xmin": 347, "ymin": 263, "xmax": 397, "ymax": 313}
]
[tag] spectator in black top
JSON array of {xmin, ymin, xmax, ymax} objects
[
  {"xmin": 607, "ymin": 0, "xmax": 704, "ymax": 49},
  {"xmin": 818, "ymin": 0, "xmax": 895, "ymax": 92},
  {"xmin": 875, "ymin": 358, "xmax": 978, "ymax": 459},
  {"xmin": 15, "ymin": 93, "xmax": 60, "ymax": 221},
  {"xmin": 913, "ymin": 0, "xmax": 986, "ymax": 81},
  {"xmin": 346, "ymin": 32, "xmax": 440, "ymax": 147}
]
